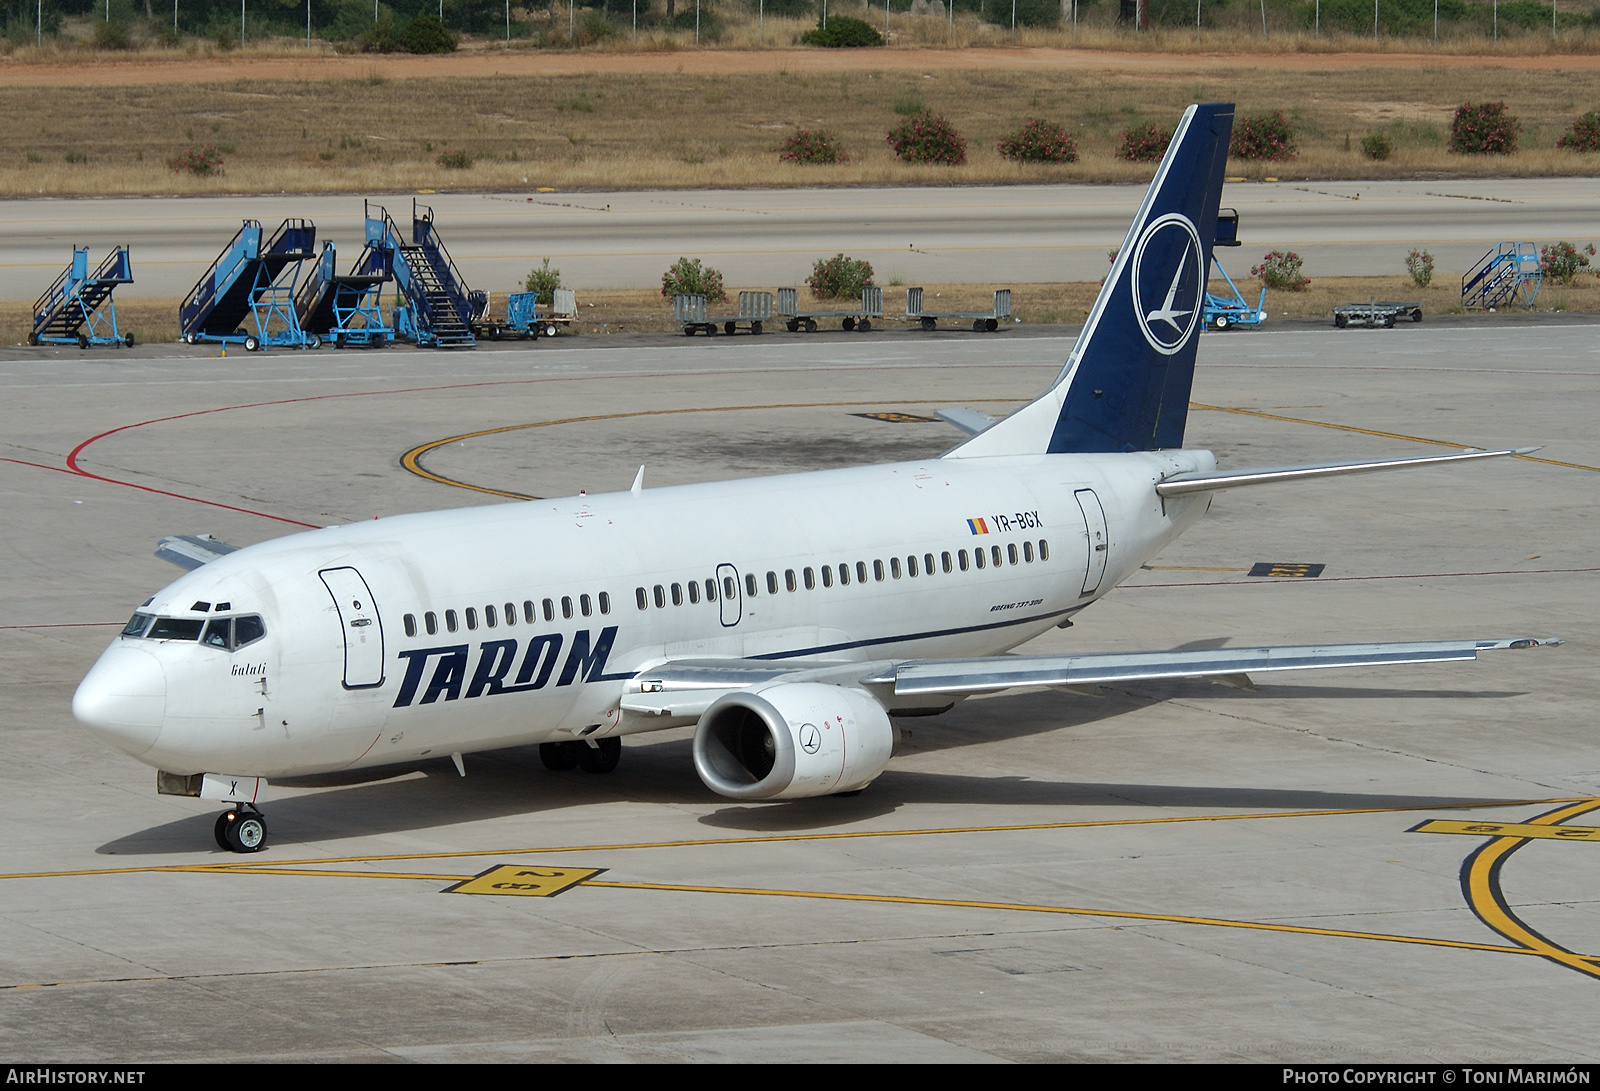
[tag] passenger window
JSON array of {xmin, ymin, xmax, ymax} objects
[
  {"xmin": 425, "ymin": 611, "xmax": 438, "ymax": 635},
  {"xmin": 1008, "ymin": 543, "xmax": 1018, "ymax": 565},
  {"xmin": 786, "ymin": 570, "xmax": 798, "ymax": 592},
  {"xmin": 577, "ymin": 594, "xmax": 589, "ymax": 617},
  {"xmin": 485, "ymin": 605, "xmax": 497, "ymax": 628},
  {"xmin": 908, "ymin": 555, "xmax": 919, "ymax": 577},
  {"xmin": 974, "ymin": 549, "xmax": 985, "ymax": 570},
  {"xmin": 671, "ymin": 583, "xmax": 683, "ymax": 606},
  {"xmin": 838, "ymin": 564, "xmax": 850, "ymax": 586},
  {"xmin": 746, "ymin": 573, "xmax": 758, "ymax": 597},
  {"xmin": 202, "ymin": 619, "xmax": 231, "ymax": 649},
  {"xmin": 820, "ymin": 567, "xmax": 833, "ymax": 589},
  {"xmin": 149, "ymin": 617, "xmax": 204, "ymax": 641},
  {"xmin": 543, "ymin": 598, "xmax": 555, "ymax": 622},
  {"xmin": 654, "ymin": 585, "xmax": 666, "ymax": 609},
  {"xmin": 689, "ymin": 581, "xmax": 701, "ymax": 605},
  {"xmin": 1039, "ymin": 539, "xmax": 1050, "ymax": 561},
  {"xmin": 524, "ymin": 600, "xmax": 536, "ymax": 624},
  {"xmin": 561, "ymin": 596, "xmax": 574, "ymax": 619},
  {"xmin": 122, "ymin": 613, "xmax": 153, "ymax": 638},
  {"xmin": 404, "ymin": 614, "xmax": 417, "ymax": 637},
  {"xmin": 767, "ymin": 571, "xmax": 779, "ymax": 595},
  {"xmin": 958, "ymin": 550, "xmax": 970, "ymax": 572},
  {"xmin": 941, "ymin": 551, "xmax": 952, "ymax": 574},
  {"xmin": 992, "ymin": 545, "xmax": 1003, "ymax": 567},
  {"xmin": 873, "ymin": 560, "xmax": 884, "ymax": 582},
  {"xmin": 706, "ymin": 578, "xmax": 717, "ymax": 602},
  {"xmin": 856, "ymin": 561, "xmax": 868, "ymax": 583},
  {"xmin": 804, "ymin": 567, "xmax": 815, "ymax": 590},
  {"xmin": 890, "ymin": 557, "xmax": 901, "ymax": 579},
  {"xmin": 1023, "ymin": 541, "xmax": 1034, "ymax": 563},
  {"xmin": 465, "ymin": 607, "xmax": 478, "ymax": 630},
  {"xmin": 599, "ymin": 592, "xmax": 611, "ymax": 615},
  {"xmin": 233, "ymin": 615, "xmax": 266, "ymax": 648},
  {"xmin": 725, "ymin": 576, "xmax": 737, "ymax": 599},
  {"xmin": 445, "ymin": 610, "xmax": 458, "ymax": 633},
  {"xmin": 505, "ymin": 603, "xmax": 517, "ymax": 626},
  {"xmin": 636, "ymin": 587, "xmax": 648, "ymax": 610}
]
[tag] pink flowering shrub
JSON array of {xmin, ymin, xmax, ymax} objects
[
  {"xmin": 168, "ymin": 145, "xmax": 224, "ymax": 176},
  {"xmin": 886, "ymin": 112, "xmax": 967, "ymax": 166},
  {"xmin": 997, "ymin": 118, "xmax": 1077, "ymax": 163},
  {"xmin": 1251, "ymin": 250, "xmax": 1310, "ymax": 292},
  {"xmin": 1116, "ymin": 123, "xmax": 1171, "ymax": 162},
  {"xmin": 1450, "ymin": 101, "xmax": 1520, "ymax": 155},
  {"xmin": 1230, "ymin": 112, "xmax": 1297, "ymax": 161},
  {"xmin": 1557, "ymin": 111, "xmax": 1600, "ymax": 152},
  {"xmin": 779, "ymin": 129, "xmax": 844, "ymax": 164}
]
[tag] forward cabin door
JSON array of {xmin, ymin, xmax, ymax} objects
[
  {"xmin": 319, "ymin": 566, "xmax": 386, "ymax": 689},
  {"xmin": 1074, "ymin": 489, "xmax": 1109, "ymax": 596},
  {"xmin": 717, "ymin": 563, "xmax": 742, "ymax": 627}
]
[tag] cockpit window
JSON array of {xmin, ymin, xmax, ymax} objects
[
  {"xmin": 147, "ymin": 617, "xmax": 204, "ymax": 641},
  {"xmin": 233, "ymin": 615, "xmax": 266, "ymax": 649},
  {"xmin": 122, "ymin": 613, "xmax": 153, "ymax": 637},
  {"xmin": 202, "ymin": 619, "xmax": 231, "ymax": 649}
]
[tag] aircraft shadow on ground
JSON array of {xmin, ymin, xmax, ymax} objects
[{"xmin": 95, "ymin": 683, "xmax": 1528, "ymax": 854}]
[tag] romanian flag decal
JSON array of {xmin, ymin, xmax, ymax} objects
[{"xmin": 967, "ymin": 518, "xmax": 990, "ymax": 535}]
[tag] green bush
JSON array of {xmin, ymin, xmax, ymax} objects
[
  {"xmin": 575, "ymin": 11, "xmax": 619, "ymax": 44},
  {"xmin": 670, "ymin": 9, "xmax": 724, "ymax": 39},
  {"xmin": 1117, "ymin": 123, "xmax": 1170, "ymax": 162},
  {"xmin": 763, "ymin": 0, "xmax": 815, "ymax": 14},
  {"xmin": 358, "ymin": 16, "xmax": 402, "ymax": 53},
  {"xmin": 168, "ymin": 145, "xmax": 224, "ymax": 176},
  {"xmin": 997, "ymin": 118, "xmax": 1077, "ymax": 163},
  {"xmin": 1556, "ymin": 111, "xmax": 1600, "ymax": 153},
  {"xmin": 886, "ymin": 112, "xmax": 966, "ymax": 165},
  {"xmin": 436, "ymin": 149, "xmax": 473, "ymax": 169},
  {"xmin": 662, "ymin": 257, "xmax": 727, "ymax": 302},
  {"xmin": 1251, "ymin": 250, "xmax": 1310, "ymax": 291},
  {"xmin": 1450, "ymin": 101, "xmax": 1520, "ymax": 155},
  {"xmin": 807, "ymin": 254, "xmax": 875, "ymax": 299},
  {"xmin": 1540, "ymin": 241, "xmax": 1595, "ymax": 285},
  {"xmin": 402, "ymin": 14, "xmax": 457, "ymax": 54},
  {"xmin": 801, "ymin": 15, "xmax": 884, "ymax": 46},
  {"xmin": 524, "ymin": 258, "xmax": 562, "ymax": 306},
  {"xmin": 1406, "ymin": 249, "xmax": 1434, "ymax": 288},
  {"xmin": 92, "ymin": 19, "xmax": 134, "ymax": 50},
  {"xmin": 980, "ymin": 0, "xmax": 1059, "ymax": 26},
  {"xmin": 779, "ymin": 129, "xmax": 844, "ymax": 164},
  {"xmin": 1361, "ymin": 133, "xmax": 1392, "ymax": 160},
  {"xmin": 1230, "ymin": 112, "xmax": 1296, "ymax": 161}
]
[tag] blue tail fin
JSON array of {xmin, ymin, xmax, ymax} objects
[{"xmin": 947, "ymin": 103, "xmax": 1234, "ymax": 460}]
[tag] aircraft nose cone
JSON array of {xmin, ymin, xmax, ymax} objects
[{"xmin": 73, "ymin": 644, "xmax": 166, "ymax": 757}]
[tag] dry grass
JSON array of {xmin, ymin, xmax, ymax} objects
[
  {"xmin": 7, "ymin": 59, "xmax": 1600, "ymax": 196},
  {"xmin": 7, "ymin": 276, "xmax": 1596, "ymax": 345}
]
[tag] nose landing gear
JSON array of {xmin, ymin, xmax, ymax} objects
[
  {"xmin": 213, "ymin": 804, "xmax": 268, "ymax": 853},
  {"xmin": 538, "ymin": 737, "xmax": 621, "ymax": 774}
]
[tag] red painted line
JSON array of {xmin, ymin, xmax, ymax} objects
[
  {"xmin": 1125, "ymin": 567, "xmax": 1600, "ymax": 589},
  {"xmin": 0, "ymin": 457, "xmax": 79, "ymax": 475}
]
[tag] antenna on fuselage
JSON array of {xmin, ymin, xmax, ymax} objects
[{"xmin": 631, "ymin": 466, "xmax": 645, "ymax": 496}]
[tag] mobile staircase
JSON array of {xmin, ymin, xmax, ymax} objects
[
  {"xmin": 673, "ymin": 291, "xmax": 773, "ymax": 336},
  {"xmin": 1200, "ymin": 208, "xmax": 1265, "ymax": 333},
  {"xmin": 363, "ymin": 201, "xmax": 484, "ymax": 349},
  {"xmin": 776, "ymin": 286, "xmax": 881, "ymax": 332},
  {"xmin": 179, "ymin": 219, "xmax": 320, "ymax": 351},
  {"xmin": 296, "ymin": 242, "xmax": 393, "ymax": 348},
  {"xmin": 1462, "ymin": 242, "xmax": 1541, "ymax": 310},
  {"xmin": 30, "ymin": 247, "xmax": 135, "ymax": 349},
  {"xmin": 905, "ymin": 287, "xmax": 1011, "ymax": 332}
]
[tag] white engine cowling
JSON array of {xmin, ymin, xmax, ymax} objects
[{"xmin": 692, "ymin": 682, "xmax": 897, "ymax": 800}]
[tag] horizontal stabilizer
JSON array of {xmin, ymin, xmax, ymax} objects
[
  {"xmin": 154, "ymin": 534, "xmax": 241, "ymax": 571},
  {"xmin": 872, "ymin": 638, "xmax": 1560, "ymax": 697},
  {"xmin": 935, "ymin": 408, "xmax": 1000, "ymax": 436},
  {"xmin": 1156, "ymin": 447, "xmax": 1537, "ymax": 497}
]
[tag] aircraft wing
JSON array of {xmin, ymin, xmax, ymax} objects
[{"xmin": 623, "ymin": 638, "xmax": 1559, "ymax": 716}]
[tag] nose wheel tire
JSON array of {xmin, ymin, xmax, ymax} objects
[
  {"xmin": 216, "ymin": 807, "xmax": 268, "ymax": 853},
  {"xmin": 538, "ymin": 741, "xmax": 579, "ymax": 771},
  {"xmin": 575, "ymin": 737, "xmax": 621, "ymax": 774}
]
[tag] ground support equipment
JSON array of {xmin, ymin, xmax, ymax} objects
[
  {"xmin": 776, "ymin": 286, "xmax": 882, "ymax": 332},
  {"xmin": 482, "ymin": 288, "xmax": 579, "ymax": 339},
  {"xmin": 673, "ymin": 291, "xmax": 774, "ymax": 335},
  {"xmin": 1334, "ymin": 301, "xmax": 1423, "ymax": 328},
  {"xmin": 180, "ymin": 219, "xmax": 320, "ymax": 351},
  {"xmin": 904, "ymin": 287, "xmax": 1011, "ymax": 332},
  {"xmin": 1462, "ymin": 242, "xmax": 1541, "ymax": 310},
  {"xmin": 1201, "ymin": 257, "xmax": 1266, "ymax": 332},
  {"xmin": 30, "ymin": 247, "xmax": 135, "ymax": 348},
  {"xmin": 296, "ymin": 242, "xmax": 392, "ymax": 348},
  {"xmin": 364, "ymin": 201, "xmax": 483, "ymax": 349}
]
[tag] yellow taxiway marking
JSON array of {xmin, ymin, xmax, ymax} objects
[
  {"xmin": 1458, "ymin": 799, "xmax": 1600, "ymax": 981},
  {"xmin": 2, "ymin": 797, "xmax": 1586, "ymax": 882},
  {"xmin": 1191, "ymin": 402, "xmax": 1600, "ymax": 474},
  {"xmin": 445, "ymin": 864, "xmax": 604, "ymax": 897},
  {"xmin": 400, "ymin": 399, "xmax": 1022, "ymax": 500},
  {"xmin": 1413, "ymin": 819, "xmax": 1600, "ymax": 843}
]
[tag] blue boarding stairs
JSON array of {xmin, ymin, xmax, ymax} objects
[
  {"xmin": 295, "ymin": 241, "xmax": 393, "ymax": 348},
  {"xmin": 1462, "ymin": 242, "xmax": 1541, "ymax": 310},
  {"xmin": 30, "ymin": 247, "xmax": 135, "ymax": 349},
  {"xmin": 179, "ymin": 219, "xmax": 320, "ymax": 351},
  {"xmin": 361, "ymin": 201, "xmax": 484, "ymax": 349},
  {"xmin": 1201, "ymin": 208, "xmax": 1266, "ymax": 332}
]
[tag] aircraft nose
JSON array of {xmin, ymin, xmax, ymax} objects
[{"xmin": 73, "ymin": 644, "xmax": 166, "ymax": 757}]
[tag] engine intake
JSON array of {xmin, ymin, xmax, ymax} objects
[{"xmin": 692, "ymin": 682, "xmax": 896, "ymax": 800}]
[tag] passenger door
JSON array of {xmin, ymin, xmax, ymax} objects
[
  {"xmin": 716, "ymin": 563, "xmax": 742, "ymax": 627},
  {"xmin": 319, "ymin": 567, "xmax": 385, "ymax": 688},
  {"xmin": 1074, "ymin": 489, "xmax": 1109, "ymax": 596}
]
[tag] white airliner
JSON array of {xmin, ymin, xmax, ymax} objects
[{"xmin": 73, "ymin": 104, "xmax": 1556, "ymax": 853}]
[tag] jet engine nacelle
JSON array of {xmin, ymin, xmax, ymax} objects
[{"xmin": 692, "ymin": 682, "xmax": 897, "ymax": 800}]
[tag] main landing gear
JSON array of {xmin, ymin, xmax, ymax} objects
[
  {"xmin": 213, "ymin": 804, "xmax": 268, "ymax": 854},
  {"xmin": 539, "ymin": 737, "xmax": 621, "ymax": 775}
]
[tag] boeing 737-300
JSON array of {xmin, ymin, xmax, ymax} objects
[{"xmin": 72, "ymin": 103, "xmax": 1558, "ymax": 853}]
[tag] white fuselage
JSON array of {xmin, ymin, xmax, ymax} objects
[{"xmin": 75, "ymin": 448, "xmax": 1215, "ymax": 778}]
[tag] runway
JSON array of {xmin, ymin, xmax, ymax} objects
[
  {"xmin": 2, "ymin": 177, "xmax": 1598, "ymax": 300},
  {"xmin": 1, "ymin": 320, "xmax": 1596, "ymax": 1061}
]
